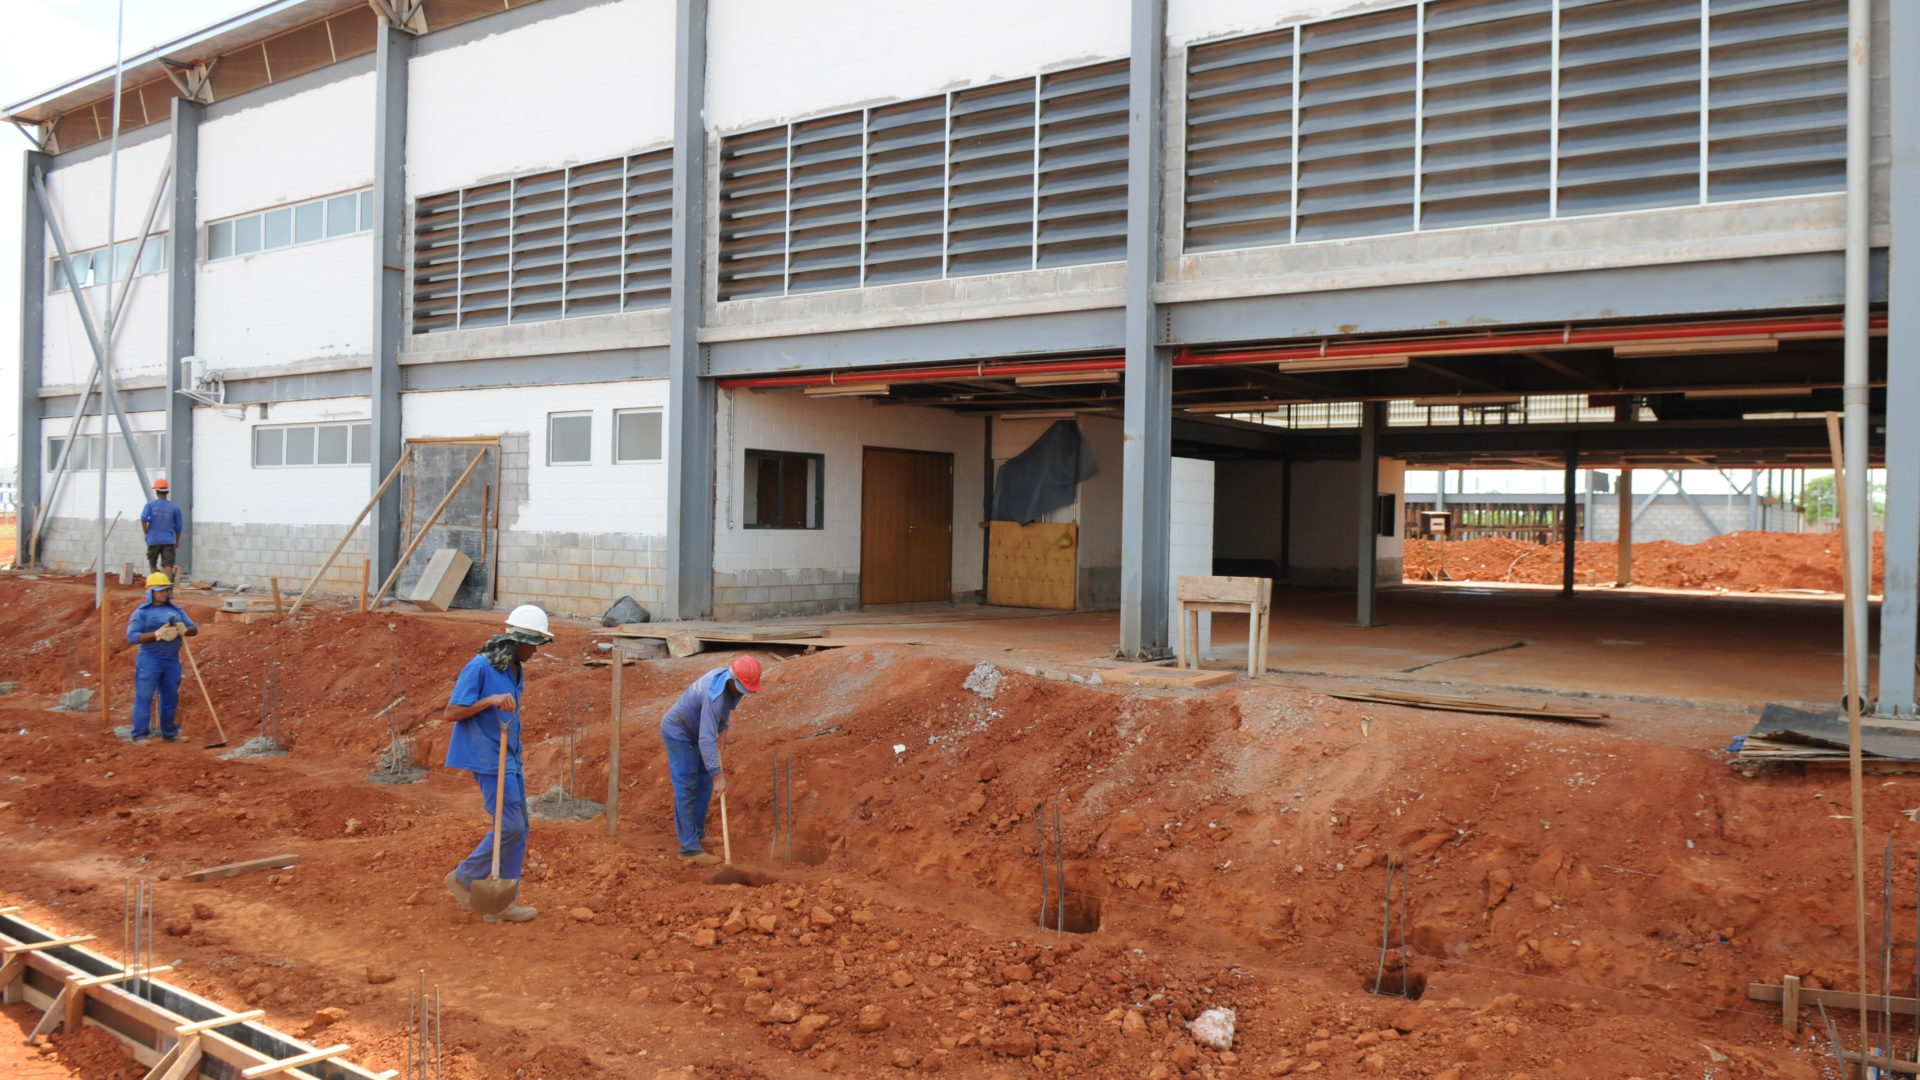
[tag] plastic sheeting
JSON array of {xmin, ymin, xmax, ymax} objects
[{"xmin": 991, "ymin": 420, "xmax": 1099, "ymax": 524}]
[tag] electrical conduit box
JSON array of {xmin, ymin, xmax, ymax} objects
[{"xmin": 407, "ymin": 548, "xmax": 473, "ymax": 612}]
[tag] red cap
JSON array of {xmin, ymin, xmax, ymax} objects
[
  {"xmin": 729, "ymin": 655, "xmax": 762, "ymax": 694},
  {"xmin": 153, "ymin": 478, "xmax": 170, "ymax": 490}
]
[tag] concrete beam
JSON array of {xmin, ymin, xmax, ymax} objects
[
  {"xmin": 369, "ymin": 24, "xmax": 410, "ymax": 591},
  {"xmin": 663, "ymin": 0, "xmax": 713, "ymax": 621},
  {"xmin": 166, "ymin": 99, "xmax": 199, "ymax": 571},
  {"xmin": 16, "ymin": 150, "xmax": 47, "ymax": 551},
  {"xmin": 1878, "ymin": 0, "xmax": 1920, "ymax": 715},
  {"xmin": 703, "ymin": 307, "xmax": 1123, "ymax": 378},
  {"xmin": 1119, "ymin": 0, "xmax": 1170, "ymax": 660}
]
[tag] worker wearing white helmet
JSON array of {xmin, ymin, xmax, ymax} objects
[{"xmin": 441, "ymin": 604, "xmax": 552, "ymax": 923}]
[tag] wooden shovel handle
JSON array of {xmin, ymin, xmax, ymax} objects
[{"xmin": 490, "ymin": 719, "xmax": 510, "ymax": 879}]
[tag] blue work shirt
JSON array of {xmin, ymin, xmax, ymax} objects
[
  {"xmin": 660, "ymin": 667, "xmax": 745, "ymax": 774},
  {"xmin": 140, "ymin": 498, "xmax": 184, "ymax": 544},
  {"xmin": 443, "ymin": 654, "xmax": 524, "ymax": 775},
  {"xmin": 124, "ymin": 588, "xmax": 197, "ymax": 661}
]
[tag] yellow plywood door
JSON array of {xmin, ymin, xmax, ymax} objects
[{"xmin": 987, "ymin": 522, "xmax": 1077, "ymax": 610}]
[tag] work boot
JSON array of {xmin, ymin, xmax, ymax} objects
[
  {"xmin": 682, "ymin": 852, "xmax": 722, "ymax": 867},
  {"xmin": 483, "ymin": 903, "xmax": 537, "ymax": 923},
  {"xmin": 443, "ymin": 871, "xmax": 472, "ymax": 912}
]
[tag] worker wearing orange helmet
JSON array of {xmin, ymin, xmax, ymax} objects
[
  {"xmin": 139, "ymin": 478, "xmax": 184, "ymax": 581},
  {"xmin": 659, "ymin": 655, "xmax": 761, "ymax": 866}
]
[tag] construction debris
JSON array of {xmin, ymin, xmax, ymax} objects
[
  {"xmin": 1734, "ymin": 703, "xmax": 1920, "ymax": 768},
  {"xmin": 181, "ymin": 854, "xmax": 300, "ymax": 882}
]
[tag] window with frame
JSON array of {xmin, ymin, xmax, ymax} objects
[
  {"xmin": 49, "ymin": 236, "xmax": 169, "ymax": 292},
  {"xmin": 614, "ymin": 408, "xmax": 663, "ymax": 463},
  {"xmin": 46, "ymin": 431, "xmax": 165, "ymax": 471},
  {"xmin": 207, "ymin": 188, "xmax": 373, "ymax": 262},
  {"xmin": 252, "ymin": 422, "xmax": 372, "ymax": 467},
  {"xmin": 744, "ymin": 450, "xmax": 823, "ymax": 530},
  {"xmin": 548, "ymin": 412, "xmax": 593, "ymax": 465}
]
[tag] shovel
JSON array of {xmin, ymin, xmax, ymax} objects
[
  {"xmin": 178, "ymin": 632, "xmax": 230, "ymax": 749},
  {"xmin": 467, "ymin": 719, "xmax": 519, "ymax": 916}
]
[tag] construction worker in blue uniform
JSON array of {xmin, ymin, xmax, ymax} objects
[
  {"xmin": 123, "ymin": 572, "xmax": 198, "ymax": 742},
  {"xmin": 659, "ymin": 655, "xmax": 761, "ymax": 866},
  {"xmin": 139, "ymin": 478, "xmax": 184, "ymax": 580},
  {"xmin": 441, "ymin": 605, "xmax": 553, "ymax": 923}
]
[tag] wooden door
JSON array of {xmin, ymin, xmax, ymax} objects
[{"xmin": 861, "ymin": 448, "xmax": 953, "ymax": 605}]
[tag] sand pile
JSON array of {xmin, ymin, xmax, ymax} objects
[{"xmin": 1405, "ymin": 530, "xmax": 1884, "ymax": 592}]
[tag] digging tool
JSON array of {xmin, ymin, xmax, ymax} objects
[
  {"xmin": 719, "ymin": 790, "xmax": 733, "ymax": 865},
  {"xmin": 468, "ymin": 719, "xmax": 519, "ymax": 916},
  {"xmin": 179, "ymin": 633, "xmax": 229, "ymax": 749}
]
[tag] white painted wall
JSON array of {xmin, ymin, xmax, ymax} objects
[
  {"xmin": 708, "ymin": 0, "xmax": 1129, "ymax": 131},
  {"xmin": 197, "ymin": 71, "xmax": 375, "ymax": 221},
  {"xmin": 197, "ymin": 240, "xmax": 372, "ymax": 371},
  {"xmin": 41, "ymin": 275, "xmax": 171, "ymax": 386},
  {"xmin": 1286, "ymin": 457, "xmax": 1406, "ymax": 584},
  {"xmin": 40, "ymin": 137, "xmax": 172, "ymax": 251},
  {"xmin": 1167, "ymin": 0, "xmax": 1368, "ymax": 46},
  {"xmin": 192, "ymin": 397, "xmax": 372, "ymax": 527},
  {"xmin": 713, "ymin": 389, "xmax": 986, "ymax": 590},
  {"xmin": 408, "ymin": 1, "xmax": 676, "ymax": 196},
  {"xmin": 1170, "ymin": 455, "xmax": 1215, "ymax": 657},
  {"xmin": 402, "ymin": 381, "xmax": 670, "ymax": 535},
  {"xmin": 36, "ymin": 409, "xmax": 167, "ymax": 519}
]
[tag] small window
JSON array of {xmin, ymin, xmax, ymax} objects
[
  {"xmin": 109, "ymin": 241, "xmax": 134, "ymax": 281},
  {"xmin": 109, "ymin": 435, "xmax": 131, "ymax": 470},
  {"xmin": 263, "ymin": 207, "xmax": 294, "ymax": 249},
  {"xmin": 614, "ymin": 408, "xmax": 663, "ymax": 462},
  {"xmin": 233, "ymin": 214, "xmax": 262, "ymax": 256},
  {"xmin": 208, "ymin": 220, "xmax": 235, "ymax": 260},
  {"xmin": 548, "ymin": 412, "xmax": 592, "ymax": 465},
  {"xmin": 136, "ymin": 238, "xmax": 167, "ymax": 276},
  {"xmin": 284, "ymin": 426, "xmax": 316, "ymax": 466},
  {"xmin": 46, "ymin": 437, "xmax": 67, "ymax": 470},
  {"xmin": 349, "ymin": 422, "xmax": 371, "ymax": 465},
  {"xmin": 254, "ymin": 426, "xmax": 285, "ymax": 467},
  {"xmin": 315, "ymin": 423, "xmax": 350, "ymax": 465},
  {"xmin": 744, "ymin": 449, "xmax": 823, "ymax": 529},
  {"xmin": 327, "ymin": 194, "xmax": 358, "ymax": 237},
  {"xmin": 49, "ymin": 258, "xmax": 68, "ymax": 292},
  {"xmin": 359, "ymin": 190, "xmax": 375, "ymax": 232},
  {"xmin": 294, "ymin": 201, "xmax": 325, "ymax": 243}
]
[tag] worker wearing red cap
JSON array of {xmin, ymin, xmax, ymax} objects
[
  {"xmin": 659, "ymin": 655, "xmax": 761, "ymax": 866},
  {"xmin": 139, "ymin": 479, "xmax": 184, "ymax": 581}
]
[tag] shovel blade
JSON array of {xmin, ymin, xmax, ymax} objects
[{"xmin": 468, "ymin": 876, "xmax": 520, "ymax": 916}]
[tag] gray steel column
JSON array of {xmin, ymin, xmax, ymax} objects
[
  {"xmin": 17, "ymin": 150, "xmax": 48, "ymax": 558},
  {"xmin": 1561, "ymin": 443, "xmax": 1577, "ymax": 593},
  {"xmin": 369, "ymin": 24, "xmax": 412, "ymax": 588},
  {"xmin": 1119, "ymin": 0, "xmax": 1171, "ymax": 659},
  {"xmin": 166, "ymin": 99, "xmax": 199, "ymax": 572},
  {"xmin": 1877, "ymin": 0, "xmax": 1920, "ymax": 715},
  {"xmin": 1616, "ymin": 467, "xmax": 1633, "ymax": 585},
  {"xmin": 1355, "ymin": 403, "xmax": 1381, "ymax": 627},
  {"xmin": 663, "ymin": 0, "xmax": 714, "ymax": 620}
]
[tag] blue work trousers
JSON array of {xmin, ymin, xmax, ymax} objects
[
  {"xmin": 663, "ymin": 734, "xmax": 712, "ymax": 856},
  {"xmin": 131, "ymin": 653, "xmax": 182, "ymax": 739},
  {"xmin": 454, "ymin": 772, "xmax": 528, "ymax": 884}
]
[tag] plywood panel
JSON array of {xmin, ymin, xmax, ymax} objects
[{"xmin": 987, "ymin": 522, "xmax": 1077, "ymax": 610}]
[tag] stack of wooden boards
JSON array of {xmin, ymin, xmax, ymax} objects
[
  {"xmin": 598, "ymin": 623, "xmax": 906, "ymax": 658},
  {"xmin": 1735, "ymin": 702, "xmax": 1920, "ymax": 771},
  {"xmin": 1256, "ymin": 677, "xmax": 1609, "ymax": 724}
]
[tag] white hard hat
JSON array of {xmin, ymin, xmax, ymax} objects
[{"xmin": 505, "ymin": 604, "xmax": 552, "ymax": 641}]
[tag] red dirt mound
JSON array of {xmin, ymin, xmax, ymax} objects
[{"xmin": 1405, "ymin": 530, "xmax": 1884, "ymax": 592}]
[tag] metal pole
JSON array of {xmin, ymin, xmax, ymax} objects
[
  {"xmin": 1843, "ymin": 0, "xmax": 1873, "ymax": 701},
  {"xmin": 1616, "ymin": 467, "xmax": 1632, "ymax": 586},
  {"xmin": 1561, "ymin": 443, "xmax": 1577, "ymax": 593}
]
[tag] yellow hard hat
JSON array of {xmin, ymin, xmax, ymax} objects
[{"xmin": 146, "ymin": 572, "xmax": 172, "ymax": 588}]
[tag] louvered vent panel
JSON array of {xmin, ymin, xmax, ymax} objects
[
  {"xmin": 1295, "ymin": 6, "xmax": 1418, "ymax": 242},
  {"xmin": 716, "ymin": 127, "xmax": 790, "ymax": 299},
  {"xmin": 457, "ymin": 181, "xmax": 512, "ymax": 328},
  {"xmin": 1421, "ymin": 0, "xmax": 1552, "ymax": 228},
  {"xmin": 787, "ymin": 111, "xmax": 865, "ymax": 294},
  {"xmin": 562, "ymin": 157, "xmax": 625, "ymax": 318},
  {"xmin": 864, "ymin": 95, "xmax": 947, "ymax": 286},
  {"xmin": 411, "ymin": 190, "xmax": 462, "ymax": 333},
  {"xmin": 946, "ymin": 80, "xmax": 1038, "ymax": 275},
  {"xmin": 1184, "ymin": 28, "xmax": 1295, "ymax": 251},
  {"xmin": 1558, "ymin": 0, "xmax": 1701, "ymax": 216},
  {"xmin": 1037, "ymin": 60, "xmax": 1129, "ymax": 266},
  {"xmin": 622, "ymin": 149, "xmax": 674, "ymax": 311},
  {"xmin": 1707, "ymin": 0, "xmax": 1846, "ymax": 201}
]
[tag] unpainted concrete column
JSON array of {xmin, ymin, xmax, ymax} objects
[
  {"xmin": 1616, "ymin": 468, "xmax": 1632, "ymax": 586},
  {"xmin": 17, "ymin": 150, "xmax": 48, "ymax": 553}
]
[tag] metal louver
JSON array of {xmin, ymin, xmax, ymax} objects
[
  {"xmin": 717, "ymin": 126, "xmax": 789, "ymax": 300},
  {"xmin": 1421, "ymin": 0, "xmax": 1552, "ymax": 229},
  {"xmin": 1037, "ymin": 60, "xmax": 1129, "ymax": 267},
  {"xmin": 1557, "ymin": 0, "xmax": 1701, "ymax": 216},
  {"xmin": 1184, "ymin": 27, "xmax": 1296, "ymax": 251},
  {"xmin": 788, "ymin": 111, "xmax": 865, "ymax": 294},
  {"xmin": 864, "ymin": 95, "xmax": 946, "ymax": 286},
  {"xmin": 562, "ymin": 158, "xmax": 624, "ymax": 318},
  {"xmin": 1296, "ymin": 6, "xmax": 1418, "ymax": 242},
  {"xmin": 1706, "ymin": 0, "xmax": 1846, "ymax": 201},
  {"xmin": 623, "ymin": 149, "xmax": 674, "ymax": 311},
  {"xmin": 947, "ymin": 80, "xmax": 1038, "ymax": 276}
]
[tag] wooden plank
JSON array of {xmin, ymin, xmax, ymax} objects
[
  {"xmin": 3, "ymin": 934, "xmax": 96, "ymax": 954},
  {"xmin": 1780, "ymin": 974, "xmax": 1800, "ymax": 1036},
  {"xmin": 180, "ymin": 854, "xmax": 299, "ymax": 882},
  {"xmin": 1098, "ymin": 664, "xmax": 1235, "ymax": 690},
  {"xmin": 1749, "ymin": 981, "xmax": 1920, "ymax": 1013},
  {"xmin": 987, "ymin": 522, "xmax": 1077, "ymax": 610},
  {"xmin": 612, "ymin": 623, "xmax": 823, "ymax": 642},
  {"xmin": 240, "ymin": 1042, "xmax": 350, "ymax": 1079},
  {"xmin": 1319, "ymin": 688, "xmax": 1608, "ymax": 723},
  {"xmin": 175, "ymin": 1009, "xmax": 266, "ymax": 1035},
  {"xmin": 75, "ymin": 964, "xmax": 173, "ymax": 988},
  {"xmin": 1176, "ymin": 575, "xmax": 1267, "ymax": 605},
  {"xmin": 156, "ymin": 1038, "xmax": 203, "ymax": 1080}
]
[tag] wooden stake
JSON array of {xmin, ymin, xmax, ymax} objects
[
  {"xmin": 367, "ymin": 449, "xmax": 488, "ymax": 610},
  {"xmin": 359, "ymin": 558, "xmax": 371, "ymax": 613},
  {"xmin": 288, "ymin": 447, "xmax": 411, "ymax": 614},
  {"xmin": 2, "ymin": 934, "xmax": 96, "ymax": 954},
  {"xmin": 180, "ymin": 635, "xmax": 229, "ymax": 748},
  {"xmin": 607, "ymin": 649, "xmax": 622, "ymax": 838},
  {"xmin": 269, "ymin": 578, "xmax": 283, "ymax": 616},
  {"xmin": 179, "ymin": 854, "xmax": 298, "ymax": 882},
  {"xmin": 1827, "ymin": 410, "xmax": 1871, "ymax": 1062},
  {"xmin": 1782, "ymin": 974, "xmax": 1802, "ymax": 1036},
  {"xmin": 174, "ymin": 1008, "xmax": 265, "ymax": 1035}
]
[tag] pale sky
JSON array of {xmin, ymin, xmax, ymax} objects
[{"xmin": 0, "ymin": 0, "xmax": 250, "ymax": 474}]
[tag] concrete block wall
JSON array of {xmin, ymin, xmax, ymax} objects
[
  {"xmin": 494, "ymin": 529, "xmax": 666, "ymax": 621},
  {"xmin": 712, "ymin": 567, "xmax": 861, "ymax": 624},
  {"xmin": 191, "ymin": 522, "xmax": 369, "ymax": 596},
  {"xmin": 34, "ymin": 518, "xmax": 157, "ymax": 577}
]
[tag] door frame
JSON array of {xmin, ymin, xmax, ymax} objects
[{"xmin": 859, "ymin": 445, "xmax": 954, "ymax": 606}]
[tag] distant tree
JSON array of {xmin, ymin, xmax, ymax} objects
[{"xmin": 1801, "ymin": 475, "xmax": 1884, "ymax": 522}]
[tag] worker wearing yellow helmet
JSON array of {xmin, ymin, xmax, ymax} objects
[{"xmin": 123, "ymin": 572, "xmax": 199, "ymax": 742}]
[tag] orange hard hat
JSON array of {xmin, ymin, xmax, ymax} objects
[
  {"xmin": 729, "ymin": 655, "xmax": 762, "ymax": 694},
  {"xmin": 153, "ymin": 478, "xmax": 170, "ymax": 490}
]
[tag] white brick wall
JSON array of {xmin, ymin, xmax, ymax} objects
[
  {"xmin": 197, "ymin": 240, "xmax": 372, "ymax": 371},
  {"xmin": 40, "ymin": 136, "xmax": 174, "ymax": 387},
  {"xmin": 197, "ymin": 71, "xmax": 375, "ymax": 221},
  {"xmin": 1170, "ymin": 455, "xmax": 1215, "ymax": 653},
  {"xmin": 193, "ymin": 397, "xmax": 373, "ymax": 527},
  {"xmin": 36, "ymin": 410, "xmax": 168, "ymax": 520}
]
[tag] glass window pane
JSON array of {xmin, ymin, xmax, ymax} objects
[
  {"xmin": 46, "ymin": 437, "xmax": 64, "ymax": 469},
  {"xmin": 349, "ymin": 422, "xmax": 371, "ymax": 464},
  {"xmin": 294, "ymin": 200, "xmax": 325, "ymax": 243},
  {"xmin": 110, "ymin": 435, "xmax": 131, "ymax": 470},
  {"xmin": 208, "ymin": 220, "xmax": 235, "ymax": 260},
  {"xmin": 263, "ymin": 207, "xmax": 294, "ymax": 249},
  {"xmin": 73, "ymin": 250, "xmax": 95, "ymax": 287},
  {"xmin": 359, "ymin": 189, "xmax": 374, "ymax": 231},
  {"xmin": 805, "ymin": 456, "xmax": 820, "ymax": 527},
  {"xmin": 254, "ymin": 427, "xmax": 284, "ymax": 467},
  {"xmin": 49, "ymin": 258, "xmax": 67, "ymax": 291},
  {"xmin": 327, "ymin": 194, "xmax": 358, "ymax": 237},
  {"xmin": 136, "ymin": 237, "xmax": 166, "ymax": 275},
  {"xmin": 233, "ymin": 214, "xmax": 262, "ymax": 255},
  {"xmin": 315, "ymin": 423, "xmax": 349, "ymax": 465},
  {"xmin": 284, "ymin": 425, "xmax": 316, "ymax": 466},
  {"xmin": 112, "ymin": 241, "xmax": 134, "ymax": 280},
  {"xmin": 615, "ymin": 409, "xmax": 663, "ymax": 461},
  {"xmin": 548, "ymin": 413, "xmax": 591, "ymax": 464}
]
